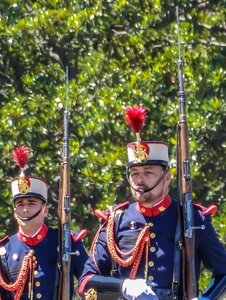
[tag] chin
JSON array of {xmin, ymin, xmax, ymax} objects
[
  {"xmin": 17, "ymin": 220, "xmax": 27, "ymax": 227},
  {"xmin": 135, "ymin": 195, "xmax": 146, "ymax": 203}
]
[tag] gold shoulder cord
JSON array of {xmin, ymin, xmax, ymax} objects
[
  {"xmin": 0, "ymin": 250, "xmax": 36, "ymax": 300},
  {"xmin": 106, "ymin": 210, "xmax": 150, "ymax": 278},
  {"xmin": 84, "ymin": 210, "xmax": 150, "ymax": 300}
]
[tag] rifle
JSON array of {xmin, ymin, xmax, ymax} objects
[
  {"xmin": 58, "ymin": 66, "xmax": 71, "ymax": 300},
  {"xmin": 176, "ymin": 8, "xmax": 197, "ymax": 300}
]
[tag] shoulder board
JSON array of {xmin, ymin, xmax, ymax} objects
[
  {"xmin": 94, "ymin": 209, "xmax": 109, "ymax": 221},
  {"xmin": 0, "ymin": 235, "xmax": 9, "ymax": 244},
  {"xmin": 113, "ymin": 201, "xmax": 130, "ymax": 212},
  {"xmin": 194, "ymin": 203, "xmax": 217, "ymax": 216},
  {"xmin": 94, "ymin": 201, "xmax": 130, "ymax": 221},
  {"xmin": 70, "ymin": 229, "xmax": 87, "ymax": 243}
]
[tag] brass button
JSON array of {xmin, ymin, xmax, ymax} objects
[
  {"xmin": 36, "ymin": 293, "xmax": 42, "ymax": 299},
  {"xmin": 12, "ymin": 253, "xmax": 19, "ymax": 261},
  {"xmin": 150, "ymin": 247, "xmax": 156, "ymax": 252},
  {"xmin": 148, "ymin": 275, "xmax": 154, "ymax": 280},
  {"xmin": 148, "ymin": 222, "xmax": 154, "ymax": 227},
  {"xmin": 149, "ymin": 261, "xmax": 154, "ymax": 267},
  {"xmin": 159, "ymin": 206, "xmax": 165, "ymax": 212},
  {"xmin": 150, "ymin": 232, "xmax": 156, "ymax": 239},
  {"xmin": 34, "ymin": 270, "xmax": 39, "ymax": 275},
  {"xmin": 35, "ymin": 281, "xmax": 41, "ymax": 287}
]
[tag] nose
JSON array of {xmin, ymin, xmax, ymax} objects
[
  {"xmin": 136, "ymin": 173, "xmax": 145, "ymax": 186},
  {"xmin": 23, "ymin": 207, "xmax": 29, "ymax": 213}
]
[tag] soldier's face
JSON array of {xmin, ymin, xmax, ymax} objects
[
  {"xmin": 129, "ymin": 165, "xmax": 171, "ymax": 205},
  {"xmin": 14, "ymin": 197, "xmax": 48, "ymax": 227}
]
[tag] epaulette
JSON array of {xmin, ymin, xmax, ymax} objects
[
  {"xmin": 113, "ymin": 201, "xmax": 130, "ymax": 212},
  {"xmin": 70, "ymin": 229, "xmax": 87, "ymax": 243},
  {"xmin": 194, "ymin": 203, "xmax": 217, "ymax": 216},
  {"xmin": 94, "ymin": 209, "xmax": 109, "ymax": 221},
  {"xmin": 94, "ymin": 201, "xmax": 130, "ymax": 221},
  {"xmin": 0, "ymin": 235, "xmax": 9, "ymax": 245}
]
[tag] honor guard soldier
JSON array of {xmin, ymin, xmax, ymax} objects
[
  {"xmin": 78, "ymin": 105, "xmax": 226, "ymax": 300},
  {"xmin": 0, "ymin": 146, "xmax": 88, "ymax": 300}
]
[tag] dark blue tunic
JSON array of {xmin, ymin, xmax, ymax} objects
[
  {"xmin": 0, "ymin": 227, "xmax": 88, "ymax": 300},
  {"xmin": 79, "ymin": 199, "xmax": 226, "ymax": 292}
]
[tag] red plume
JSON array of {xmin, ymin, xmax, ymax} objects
[
  {"xmin": 124, "ymin": 105, "xmax": 147, "ymax": 133},
  {"xmin": 12, "ymin": 146, "xmax": 30, "ymax": 169}
]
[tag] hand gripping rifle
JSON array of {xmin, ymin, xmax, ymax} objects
[
  {"xmin": 58, "ymin": 66, "xmax": 71, "ymax": 300},
  {"xmin": 176, "ymin": 8, "xmax": 200, "ymax": 300}
]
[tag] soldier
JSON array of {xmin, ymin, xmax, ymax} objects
[
  {"xmin": 78, "ymin": 105, "xmax": 226, "ymax": 300},
  {"xmin": 0, "ymin": 146, "xmax": 88, "ymax": 300}
]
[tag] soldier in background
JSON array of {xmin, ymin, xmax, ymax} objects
[
  {"xmin": 78, "ymin": 105, "xmax": 226, "ymax": 300},
  {"xmin": 0, "ymin": 146, "xmax": 88, "ymax": 300}
]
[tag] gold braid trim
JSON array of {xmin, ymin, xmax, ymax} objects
[
  {"xmin": 91, "ymin": 221, "xmax": 107, "ymax": 253},
  {"xmin": 91, "ymin": 221, "xmax": 108, "ymax": 274},
  {"xmin": 106, "ymin": 210, "xmax": 150, "ymax": 278},
  {"xmin": 0, "ymin": 250, "xmax": 37, "ymax": 300},
  {"xmin": 129, "ymin": 233, "xmax": 150, "ymax": 279}
]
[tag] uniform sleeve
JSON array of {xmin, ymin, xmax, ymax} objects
[
  {"xmin": 196, "ymin": 212, "xmax": 226, "ymax": 276},
  {"xmin": 77, "ymin": 224, "xmax": 113, "ymax": 294},
  {"xmin": 81, "ymin": 224, "xmax": 112, "ymax": 278}
]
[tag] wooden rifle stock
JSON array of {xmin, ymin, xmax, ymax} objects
[
  {"xmin": 58, "ymin": 67, "xmax": 71, "ymax": 300},
  {"xmin": 176, "ymin": 8, "xmax": 197, "ymax": 300}
]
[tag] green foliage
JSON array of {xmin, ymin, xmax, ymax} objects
[
  {"xmin": 199, "ymin": 201, "xmax": 226, "ymax": 292},
  {"xmin": 0, "ymin": 0, "xmax": 225, "ymax": 291}
]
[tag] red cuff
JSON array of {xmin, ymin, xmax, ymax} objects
[{"xmin": 77, "ymin": 274, "xmax": 96, "ymax": 296}]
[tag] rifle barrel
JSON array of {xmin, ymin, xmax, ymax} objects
[
  {"xmin": 176, "ymin": 7, "xmax": 197, "ymax": 299},
  {"xmin": 58, "ymin": 66, "xmax": 71, "ymax": 300}
]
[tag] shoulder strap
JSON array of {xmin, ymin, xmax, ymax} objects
[
  {"xmin": 110, "ymin": 209, "xmax": 125, "ymax": 277},
  {"xmin": 172, "ymin": 219, "xmax": 181, "ymax": 300},
  {"xmin": 0, "ymin": 239, "xmax": 12, "ymax": 284}
]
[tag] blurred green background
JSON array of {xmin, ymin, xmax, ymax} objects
[{"xmin": 0, "ymin": 0, "xmax": 225, "ymax": 297}]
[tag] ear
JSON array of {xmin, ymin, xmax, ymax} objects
[
  {"xmin": 43, "ymin": 205, "xmax": 49, "ymax": 217},
  {"xmin": 14, "ymin": 211, "xmax": 19, "ymax": 222},
  {"xmin": 165, "ymin": 170, "xmax": 171, "ymax": 185}
]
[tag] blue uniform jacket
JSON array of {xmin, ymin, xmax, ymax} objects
[
  {"xmin": 0, "ymin": 226, "xmax": 88, "ymax": 300},
  {"xmin": 79, "ymin": 197, "xmax": 226, "ymax": 294}
]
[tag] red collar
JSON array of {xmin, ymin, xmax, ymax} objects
[
  {"xmin": 137, "ymin": 195, "xmax": 172, "ymax": 217},
  {"xmin": 18, "ymin": 224, "xmax": 48, "ymax": 246}
]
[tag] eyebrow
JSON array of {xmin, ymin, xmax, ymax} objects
[
  {"xmin": 15, "ymin": 200, "xmax": 23, "ymax": 205},
  {"xmin": 16, "ymin": 199, "xmax": 39, "ymax": 205},
  {"xmin": 27, "ymin": 199, "xmax": 37, "ymax": 203},
  {"xmin": 131, "ymin": 166, "xmax": 155, "ymax": 172}
]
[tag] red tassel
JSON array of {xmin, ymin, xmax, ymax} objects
[
  {"xmin": 12, "ymin": 146, "xmax": 30, "ymax": 169},
  {"xmin": 124, "ymin": 105, "xmax": 147, "ymax": 133}
]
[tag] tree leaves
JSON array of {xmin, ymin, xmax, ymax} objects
[{"xmin": 0, "ymin": 3, "xmax": 225, "ymax": 292}]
